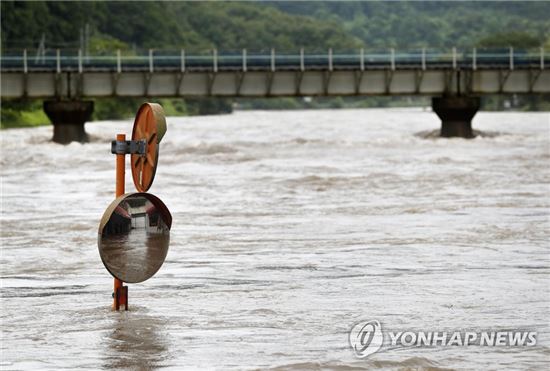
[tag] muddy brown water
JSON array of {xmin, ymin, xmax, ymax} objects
[{"xmin": 1, "ymin": 108, "xmax": 549, "ymax": 370}]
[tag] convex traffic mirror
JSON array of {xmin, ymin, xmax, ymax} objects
[{"xmin": 98, "ymin": 193, "xmax": 172, "ymax": 284}]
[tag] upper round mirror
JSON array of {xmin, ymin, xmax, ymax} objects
[{"xmin": 98, "ymin": 193, "xmax": 172, "ymax": 283}]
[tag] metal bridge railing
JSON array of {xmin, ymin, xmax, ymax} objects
[{"xmin": 1, "ymin": 47, "xmax": 547, "ymax": 72}]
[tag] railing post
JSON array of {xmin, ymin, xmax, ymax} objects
[
  {"xmin": 360, "ymin": 48, "xmax": 364, "ymax": 71},
  {"xmin": 390, "ymin": 48, "xmax": 395, "ymax": 70},
  {"xmin": 472, "ymin": 47, "xmax": 477, "ymax": 70},
  {"xmin": 117, "ymin": 49, "xmax": 121, "ymax": 73},
  {"xmin": 149, "ymin": 49, "xmax": 154, "ymax": 73},
  {"xmin": 541, "ymin": 47, "xmax": 545, "ymax": 70},
  {"xmin": 271, "ymin": 48, "xmax": 276, "ymax": 72},
  {"xmin": 78, "ymin": 49, "xmax": 83, "ymax": 73},
  {"xmin": 242, "ymin": 48, "xmax": 247, "ymax": 72},
  {"xmin": 213, "ymin": 49, "xmax": 218, "ymax": 72},
  {"xmin": 509, "ymin": 46, "xmax": 514, "ymax": 70},
  {"xmin": 422, "ymin": 47, "xmax": 426, "ymax": 70},
  {"xmin": 328, "ymin": 48, "xmax": 333, "ymax": 71},
  {"xmin": 180, "ymin": 49, "xmax": 185, "ymax": 73},
  {"xmin": 56, "ymin": 49, "xmax": 61, "ymax": 73},
  {"xmin": 300, "ymin": 47, "xmax": 304, "ymax": 71},
  {"xmin": 452, "ymin": 47, "xmax": 457, "ymax": 69},
  {"xmin": 23, "ymin": 49, "xmax": 28, "ymax": 73}
]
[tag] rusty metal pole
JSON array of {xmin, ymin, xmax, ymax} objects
[
  {"xmin": 114, "ymin": 133, "xmax": 128, "ymax": 310},
  {"xmin": 116, "ymin": 134, "xmax": 125, "ymax": 196}
]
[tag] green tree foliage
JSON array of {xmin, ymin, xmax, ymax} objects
[
  {"xmin": 1, "ymin": 1, "xmax": 361, "ymax": 51},
  {"xmin": 0, "ymin": 100, "xmax": 49, "ymax": 129},
  {"xmin": 477, "ymin": 32, "xmax": 541, "ymax": 48},
  {"xmin": 2, "ymin": 1, "xmax": 547, "ymax": 58},
  {"xmin": 265, "ymin": 1, "xmax": 550, "ymax": 49}
]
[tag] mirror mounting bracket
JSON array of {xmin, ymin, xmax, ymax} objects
[{"xmin": 111, "ymin": 139, "xmax": 147, "ymax": 155}]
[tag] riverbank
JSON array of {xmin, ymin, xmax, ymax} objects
[
  {"xmin": 0, "ymin": 98, "xmax": 191, "ymax": 129},
  {"xmin": 2, "ymin": 95, "xmax": 549, "ymax": 129}
]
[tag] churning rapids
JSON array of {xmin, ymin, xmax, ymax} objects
[{"xmin": 1, "ymin": 108, "xmax": 549, "ymax": 370}]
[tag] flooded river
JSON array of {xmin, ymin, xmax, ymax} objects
[{"xmin": 1, "ymin": 108, "xmax": 549, "ymax": 370}]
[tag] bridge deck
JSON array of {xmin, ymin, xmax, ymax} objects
[{"xmin": 1, "ymin": 48, "xmax": 548, "ymax": 98}]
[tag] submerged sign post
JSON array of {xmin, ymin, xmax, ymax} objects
[{"xmin": 98, "ymin": 103, "xmax": 171, "ymax": 311}]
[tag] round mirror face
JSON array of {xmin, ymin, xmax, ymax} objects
[{"xmin": 98, "ymin": 193, "xmax": 172, "ymax": 283}]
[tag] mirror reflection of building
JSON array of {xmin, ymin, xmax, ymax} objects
[{"xmin": 99, "ymin": 194, "xmax": 171, "ymax": 283}]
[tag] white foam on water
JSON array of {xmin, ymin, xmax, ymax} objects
[{"xmin": 1, "ymin": 108, "xmax": 549, "ymax": 369}]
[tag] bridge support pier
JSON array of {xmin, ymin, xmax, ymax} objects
[
  {"xmin": 432, "ymin": 96, "xmax": 480, "ymax": 138},
  {"xmin": 44, "ymin": 100, "xmax": 94, "ymax": 144}
]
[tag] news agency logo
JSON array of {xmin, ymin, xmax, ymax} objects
[
  {"xmin": 349, "ymin": 320, "xmax": 537, "ymax": 359},
  {"xmin": 349, "ymin": 320, "xmax": 384, "ymax": 358}
]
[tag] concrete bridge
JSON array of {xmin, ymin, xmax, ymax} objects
[{"xmin": 1, "ymin": 47, "xmax": 549, "ymax": 142}]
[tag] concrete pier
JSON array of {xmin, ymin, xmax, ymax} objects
[
  {"xmin": 432, "ymin": 96, "xmax": 480, "ymax": 138},
  {"xmin": 43, "ymin": 100, "xmax": 94, "ymax": 144}
]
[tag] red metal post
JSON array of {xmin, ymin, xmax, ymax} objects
[{"xmin": 114, "ymin": 133, "xmax": 128, "ymax": 310}]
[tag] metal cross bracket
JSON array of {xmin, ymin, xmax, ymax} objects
[{"xmin": 111, "ymin": 139, "xmax": 147, "ymax": 155}]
